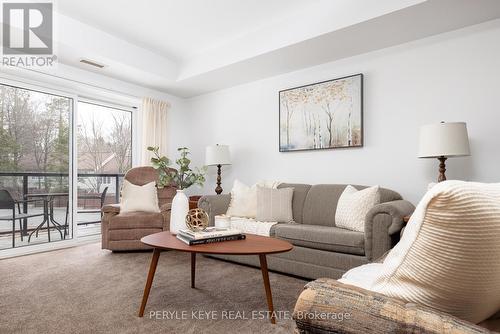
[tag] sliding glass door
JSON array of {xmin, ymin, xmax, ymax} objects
[
  {"xmin": 0, "ymin": 81, "xmax": 135, "ymax": 252},
  {"xmin": 76, "ymin": 101, "xmax": 132, "ymax": 237},
  {"xmin": 0, "ymin": 83, "xmax": 73, "ymax": 250}
]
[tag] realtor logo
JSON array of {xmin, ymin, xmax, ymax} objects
[
  {"xmin": 2, "ymin": 2, "xmax": 53, "ymax": 54},
  {"xmin": 1, "ymin": 1, "xmax": 56, "ymax": 67}
]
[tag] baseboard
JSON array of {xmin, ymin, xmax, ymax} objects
[{"xmin": 0, "ymin": 234, "xmax": 100, "ymax": 259}]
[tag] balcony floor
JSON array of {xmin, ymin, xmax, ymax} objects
[{"xmin": 0, "ymin": 207, "xmax": 101, "ymax": 250}]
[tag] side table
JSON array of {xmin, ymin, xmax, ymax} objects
[{"xmin": 189, "ymin": 195, "xmax": 202, "ymax": 209}]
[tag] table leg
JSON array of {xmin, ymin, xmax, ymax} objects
[
  {"xmin": 138, "ymin": 248, "xmax": 161, "ymax": 317},
  {"xmin": 259, "ymin": 254, "xmax": 276, "ymax": 324},
  {"xmin": 28, "ymin": 210, "xmax": 49, "ymax": 243},
  {"xmin": 191, "ymin": 253, "xmax": 196, "ymax": 288},
  {"xmin": 48, "ymin": 200, "xmax": 63, "ymax": 239}
]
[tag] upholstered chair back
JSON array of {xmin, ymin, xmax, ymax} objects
[{"xmin": 124, "ymin": 166, "xmax": 176, "ymax": 207}]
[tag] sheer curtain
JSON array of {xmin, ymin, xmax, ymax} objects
[{"xmin": 141, "ymin": 97, "xmax": 170, "ymax": 165}]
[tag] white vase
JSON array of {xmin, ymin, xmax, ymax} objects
[{"xmin": 170, "ymin": 189, "xmax": 189, "ymax": 234}]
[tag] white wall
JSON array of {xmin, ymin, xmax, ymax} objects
[{"xmin": 178, "ymin": 19, "xmax": 500, "ymax": 204}]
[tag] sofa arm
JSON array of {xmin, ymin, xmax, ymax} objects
[
  {"xmin": 198, "ymin": 194, "xmax": 231, "ymax": 226},
  {"xmin": 364, "ymin": 199, "xmax": 415, "ymax": 260},
  {"xmin": 101, "ymin": 204, "xmax": 121, "ymax": 250},
  {"xmin": 293, "ymin": 278, "xmax": 489, "ymax": 334},
  {"xmin": 102, "ymin": 204, "xmax": 120, "ymax": 214}
]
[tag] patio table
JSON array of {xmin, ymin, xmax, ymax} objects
[{"xmin": 24, "ymin": 193, "xmax": 69, "ymax": 242}]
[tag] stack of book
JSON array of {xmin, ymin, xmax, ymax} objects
[{"xmin": 176, "ymin": 227, "xmax": 246, "ymax": 245}]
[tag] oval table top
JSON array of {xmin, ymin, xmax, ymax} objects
[{"xmin": 141, "ymin": 231, "xmax": 293, "ymax": 255}]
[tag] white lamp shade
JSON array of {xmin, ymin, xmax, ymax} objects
[
  {"xmin": 205, "ymin": 145, "xmax": 231, "ymax": 166},
  {"xmin": 418, "ymin": 122, "xmax": 470, "ymax": 158}
]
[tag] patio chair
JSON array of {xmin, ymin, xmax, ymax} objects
[
  {"xmin": 0, "ymin": 190, "xmax": 46, "ymax": 248},
  {"xmin": 77, "ymin": 186, "xmax": 109, "ymax": 226}
]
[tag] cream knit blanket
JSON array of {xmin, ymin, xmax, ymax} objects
[{"xmin": 340, "ymin": 181, "xmax": 500, "ymax": 323}]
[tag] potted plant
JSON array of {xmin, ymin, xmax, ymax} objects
[{"xmin": 148, "ymin": 146, "xmax": 206, "ymax": 234}]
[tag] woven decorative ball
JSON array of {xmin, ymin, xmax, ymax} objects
[{"xmin": 185, "ymin": 208, "xmax": 209, "ymax": 232}]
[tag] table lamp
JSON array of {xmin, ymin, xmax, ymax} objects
[
  {"xmin": 205, "ymin": 144, "xmax": 231, "ymax": 194},
  {"xmin": 418, "ymin": 121, "xmax": 470, "ymax": 182}
]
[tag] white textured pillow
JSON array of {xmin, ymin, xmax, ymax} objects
[
  {"xmin": 256, "ymin": 187, "xmax": 294, "ymax": 223},
  {"xmin": 226, "ymin": 180, "xmax": 258, "ymax": 218},
  {"xmin": 120, "ymin": 180, "xmax": 160, "ymax": 213},
  {"xmin": 339, "ymin": 181, "xmax": 500, "ymax": 324},
  {"xmin": 335, "ymin": 185, "xmax": 380, "ymax": 232}
]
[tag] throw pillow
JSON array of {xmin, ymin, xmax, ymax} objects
[
  {"xmin": 339, "ymin": 181, "xmax": 500, "ymax": 324},
  {"xmin": 335, "ymin": 185, "xmax": 380, "ymax": 232},
  {"xmin": 225, "ymin": 180, "xmax": 258, "ymax": 218},
  {"xmin": 120, "ymin": 180, "xmax": 160, "ymax": 213},
  {"xmin": 256, "ymin": 180, "xmax": 282, "ymax": 189},
  {"xmin": 256, "ymin": 187, "xmax": 294, "ymax": 223}
]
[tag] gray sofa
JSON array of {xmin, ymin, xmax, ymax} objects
[{"xmin": 198, "ymin": 183, "xmax": 415, "ymax": 280}]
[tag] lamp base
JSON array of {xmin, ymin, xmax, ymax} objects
[
  {"xmin": 215, "ymin": 164, "xmax": 223, "ymax": 195},
  {"xmin": 437, "ymin": 156, "xmax": 447, "ymax": 182}
]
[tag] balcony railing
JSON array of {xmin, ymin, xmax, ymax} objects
[
  {"xmin": 0, "ymin": 172, "xmax": 124, "ymax": 237},
  {"xmin": 0, "ymin": 171, "xmax": 123, "ymax": 198}
]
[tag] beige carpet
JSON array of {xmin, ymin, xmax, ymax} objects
[{"xmin": 0, "ymin": 243, "xmax": 308, "ymax": 334}]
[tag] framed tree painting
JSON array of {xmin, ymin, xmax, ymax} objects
[{"xmin": 279, "ymin": 73, "xmax": 363, "ymax": 152}]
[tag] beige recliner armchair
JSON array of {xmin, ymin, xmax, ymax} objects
[{"xmin": 101, "ymin": 166, "xmax": 176, "ymax": 251}]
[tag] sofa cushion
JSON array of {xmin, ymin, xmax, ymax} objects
[
  {"xmin": 278, "ymin": 183, "xmax": 311, "ymax": 224},
  {"xmin": 109, "ymin": 211, "xmax": 164, "ymax": 230},
  {"xmin": 274, "ymin": 223, "xmax": 365, "ymax": 255},
  {"xmin": 302, "ymin": 184, "xmax": 346, "ymax": 226}
]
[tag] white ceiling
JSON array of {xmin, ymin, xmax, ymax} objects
[
  {"xmin": 25, "ymin": 0, "xmax": 500, "ymax": 97},
  {"xmin": 57, "ymin": 0, "xmax": 312, "ymax": 62}
]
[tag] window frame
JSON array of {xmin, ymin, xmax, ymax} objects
[{"xmin": 77, "ymin": 98, "xmax": 136, "ymax": 174}]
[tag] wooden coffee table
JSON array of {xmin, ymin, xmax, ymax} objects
[{"xmin": 138, "ymin": 232, "xmax": 293, "ymax": 324}]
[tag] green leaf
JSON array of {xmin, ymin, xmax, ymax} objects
[{"xmin": 147, "ymin": 146, "xmax": 206, "ymax": 189}]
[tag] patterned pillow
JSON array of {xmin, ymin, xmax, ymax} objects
[
  {"xmin": 335, "ymin": 185, "xmax": 380, "ymax": 232},
  {"xmin": 256, "ymin": 187, "xmax": 294, "ymax": 223}
]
